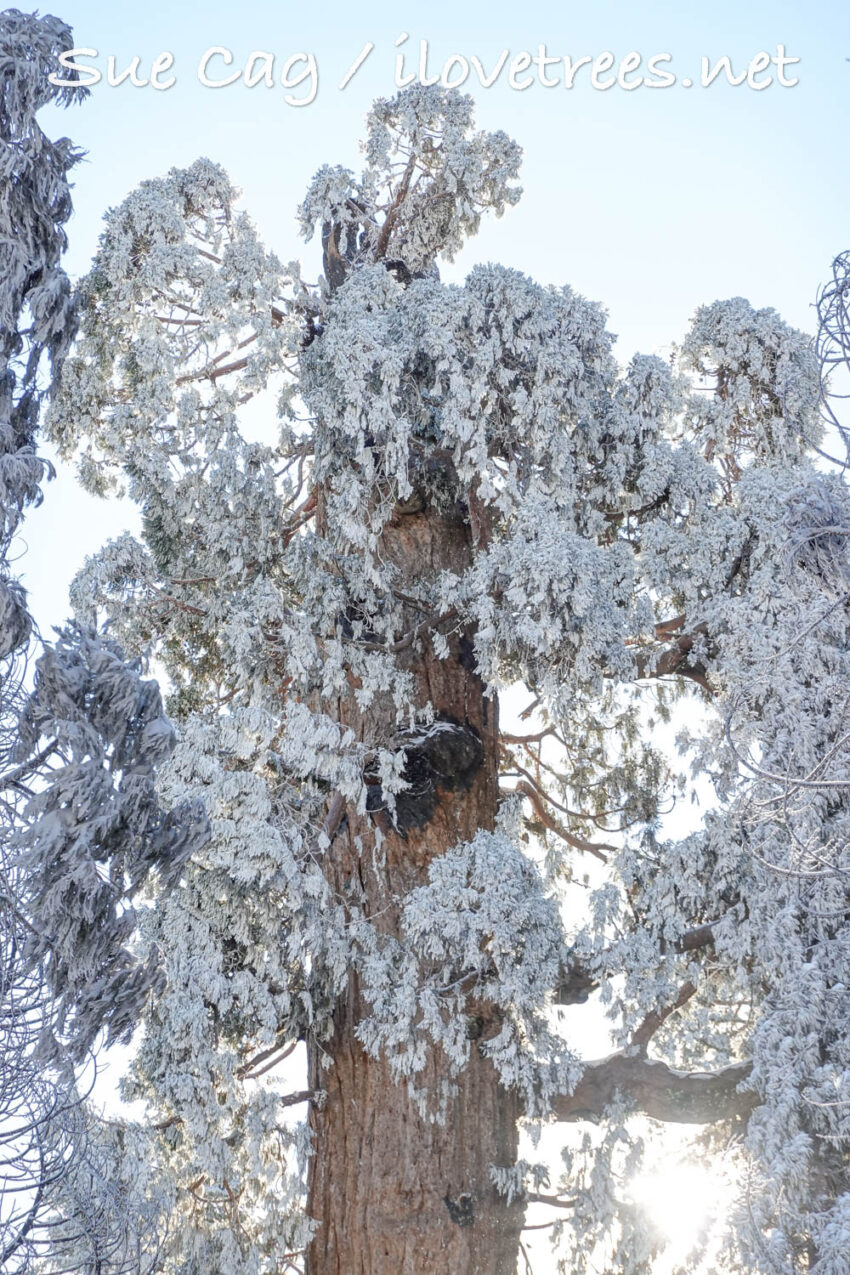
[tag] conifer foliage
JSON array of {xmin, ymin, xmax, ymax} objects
[
  {"xmin": 0, "ymin": 11, "xmax": 197, "ymax": 1271},
  {"xmin": 7, "ymin": 17, "xmax": 850, "ymax": 1271}
]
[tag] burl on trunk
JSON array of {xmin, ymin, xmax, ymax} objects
[{"xmin": 305, "ymin": 491, "xmax": 525, "ymax": 1274}]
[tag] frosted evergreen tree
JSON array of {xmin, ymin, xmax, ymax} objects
[
  {"xmin": 0, "ymin": 10, "xmax": 200, "ymax": 1271},
  {"xmin": 44, "ymin": 78, "xmax": 850, "ymax": 1275},
  {"xmin": 0, "ymin": 10, "xmax": 91, "ymax": 1269}
]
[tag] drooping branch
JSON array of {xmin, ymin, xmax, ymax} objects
[
  {"xmin": 552, "ymin": 1053, "xmax": 755, "ymax": 1125},
  {"xmin": 507, "ymin": 777, "xmax": 613, "ymax": 863}
]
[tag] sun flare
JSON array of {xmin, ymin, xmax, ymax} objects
[{"xmin": 630, "ymin": 1158, "xmax": 736, "ymax": 1269}]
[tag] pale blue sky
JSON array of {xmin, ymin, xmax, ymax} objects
[{"xmin": 23, "ymin": 0, "xmax": 850, "ymax": 633}]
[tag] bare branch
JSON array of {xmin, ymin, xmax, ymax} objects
[
  {"xmin": 509, "ymin": 779, "xmax": 613, "ymax": 863},
  {"xmin": 630, "ymin": 981, "xmax": 698, "ymax": 1054}
]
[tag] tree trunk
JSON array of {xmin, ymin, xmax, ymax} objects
[
  {"xmin": 305, "ymin": 488, "xmax": 525, "ymax": 1273},
  {"xmin": 306, "ymin": 986, "xmax": 523, "ymax": 1274}
]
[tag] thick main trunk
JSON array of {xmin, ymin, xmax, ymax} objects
[
  {"xmin": 306, "ymin": 991, "xmax": 523, "ymax": 1275},
  {"xmin": 305, "ymin": 493, "xmax": 524, "ymax": 1273}
]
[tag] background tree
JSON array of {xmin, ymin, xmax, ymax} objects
[
  {"xmin": 45, "ymin": 83, "xmax": 850, "ymax": 1275},
  {"xmin": 0, "ymin": 10, "xmax": 199, "ymax": 1271},
  {"xmin": 0, "ymin": 10, "xmax": 92, "ymax": 1268}
]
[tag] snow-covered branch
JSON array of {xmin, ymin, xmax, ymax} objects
[{"xmin": 553, "ymin": 1054, "xmax": 755, "ymax": 1125}]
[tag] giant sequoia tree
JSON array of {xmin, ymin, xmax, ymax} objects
[{"xmin": 39, "ymin": 83, "xmax": 850, "ymax": 1274}]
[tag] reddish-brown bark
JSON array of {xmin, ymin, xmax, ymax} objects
[
  {"xmin": 305, "ymin": 490, "xmax": 525, "ymax": 1274},
  {"xmin": 306, "ymin": 985, "xmax": 523, "ymax": 1274}
]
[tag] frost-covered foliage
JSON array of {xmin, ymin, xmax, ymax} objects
[
  {"xmin": 299, "ymin": 85, "xmax": 521, "ymax": 276},
  {"xmin": 563, "ymin": 460, "xmax": 850, "ymax": 1273},
  {"xmin": 0, "ymin": 6, "xmax": 84, "ymax": 552},
  {"xmin": 44, "ymin": 79, "xmax": 850, "ymax": 1273},
  {"xmin": 118, "ymin": 709, "xmax": 320, "ymax": 1273},
  {"xmin": 681, "ymin": 297, "xmax": 820, "ymax": 480},
  {"xmin": 361, "ymin": 826, "xmax": 582, "ymax": 1113},
  {"xmin": 2, "ymin": 1096, "xmax": 169, "ymax": 1275},
  {"xmin": 0, "ymin": 12, "xmax": 84, "ymax": 1272},
  {"xmin": 0, "ymin": 13, "xmax": 180, "ymax": 1271},
  {"xmin": 0, "ymin": 2, "xmax": 84, "ymax": 705},
  {"xmin": 15, "ymin": 625, "xmax": 209, "ymax": 1059}
]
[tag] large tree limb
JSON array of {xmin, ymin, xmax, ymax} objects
[{"xmin": 553, "ymin": 1053, "xmax": 755, "ymax": 1125}]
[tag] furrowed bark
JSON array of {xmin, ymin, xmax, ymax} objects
[
  {"xmin": 305, "ymin": 484, "xmax": 524, "ymax": 1275},
  {"xmin": 302, "ymin": 446, "xmax": 736, "ymax": 1268}
]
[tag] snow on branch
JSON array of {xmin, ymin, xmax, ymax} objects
[{"xmin": 552, "ymin": 1053, "xmax": 755, "ymax": 1126}]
